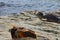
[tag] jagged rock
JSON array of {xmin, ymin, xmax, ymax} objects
[{"xmin": 0, "ymin": 10, "xmax": 60, "ymax": 40}]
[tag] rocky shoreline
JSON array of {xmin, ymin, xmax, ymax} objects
[{"xmin": 0, "ymin": 10, "xmax": 60, "ymax": 40}]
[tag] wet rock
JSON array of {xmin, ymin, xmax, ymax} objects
[
  {"xmin": 37, "ymin": 36, "xmax": 49, "ymax": 40},
  {"xmin": 43, "ymin": 29, "xmax": 59, "ymax": 34},
  {"xmin": 52, "ymin": 10, "xmax": 60, "ymax": 17},
  {"xmin": 56, "ymin": 38, "xmax": 58, "ymax": 40}
]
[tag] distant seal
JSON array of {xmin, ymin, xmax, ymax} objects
[{"xmin": 36, "ymin": 12, "xmax": 60, "ymax": 23}]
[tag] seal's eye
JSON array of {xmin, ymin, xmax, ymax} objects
[{"xmin": 38, "ymin": 12, "xmax": 43, "ymax": 16}]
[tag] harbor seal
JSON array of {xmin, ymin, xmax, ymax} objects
[
  {"xmin": 36, "ymin": 12, "xmax": 60, "ymax": 23},
  {"xmin": 9, "ymin": 26, "xmax": 36, "ymax": 40}
]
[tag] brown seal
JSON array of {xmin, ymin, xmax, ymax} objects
[{"xmin": 9, "ymin": 26, "xmax": 36, "ymax": 40}]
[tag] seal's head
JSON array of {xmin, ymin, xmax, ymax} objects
[
  {"xmin": 13, "ymin": 26, "xmax": 17, "ymax": 29},
  {"xmin": 36, "ymin": 12, "xmax": 44, "ymax": 20},
  {"xmin": 9, "ymin": 26, "xmax": 17, "ymax": 32},
  {"xmin": 9, "ymin": 26, "xmax": 17, "ymax": 39}
]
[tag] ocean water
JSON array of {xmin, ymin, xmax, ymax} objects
[{"xmin": 0, "ymin": 0, "xmax": 60, "ymax": 16}]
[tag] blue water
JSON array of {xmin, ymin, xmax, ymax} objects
[{"xmin": 0, "ymin": 0, "xmax": 60, "ymax": 16}]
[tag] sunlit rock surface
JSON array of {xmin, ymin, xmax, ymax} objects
[{"xmin": 0, "ymin": 10, "xmax": 60, "ymax": 40}]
